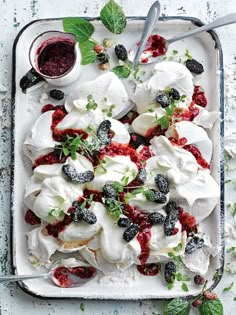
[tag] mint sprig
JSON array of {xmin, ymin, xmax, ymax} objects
[
  {"xmin": 112, "ymin": 64, "xmax": 131, "ymax": 79},
  {"xmin": 100, "ymin": 0, "xmax": 126, "ymax": 34}
]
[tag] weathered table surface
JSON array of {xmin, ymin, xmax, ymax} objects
[{"xmin": 0, "ymin": 0, "xmax": 236, "ymax": 314}]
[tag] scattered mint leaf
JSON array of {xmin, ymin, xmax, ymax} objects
[
  {"xmin": 167, "ymin": 282, "xmax": 174, "ymax": 290},
  {"xmin": 176, "ymin": 273, "xmax": 190, "ymax": 282},
  {"xmin": 48, "ymin": 207, "xmax": 64, "ymax": 219},
  {"xmin": 227, "ymin": 202, "xmax": 236, "ymax": 217},
  {"xmin": 105, "ymin": 198, "xmax": 124, "ymax": 218},
  {"xmin": 163, "ymin": 298, "xmax": 190, "ymax": 315},
  {"xmin": 172, "ymin": 49, "xmax": 178, "ymax": 55},
  {"xmin": 112, "ymin": 64, "xmax": 131, "ymax": 79},
  {"xmin": 157, "ymin": 115, "xmax": 169, "ymax": 130},
  {"xmin": 173, "ymin": 243, "xmax": 183, "ymax": 252},
  {"xmin": 102, "ymin": 104, "xmax": 116, "ymax": 117},
  {"xmin": 80, "ymin": 302, "xmax": 85, "ymax": 311},
  {"xmin": 79, "ymin": 40, "xmax": 97, "ymax": 65},
  {"xmin": 184, "ymin": 49, "xmax": 192, "ymax": 60},
  {"xmin": 100, "ymin": 0, "xmax": 127, "ymax": 34},
  {"xmin": 63, "ymin": 17, "xmax": 94, "ymax": 42},
  {"xmin": 181, "ymin": 282, "xmax": 189, "ymax": 292},
  {"xmin": 199, "ymin": 297, "xmax": 223, "ymax": 315},
  {"xmin": 112, "ymin": 181, "xmax": 124, "ymax": 193},
  {"xmin": 86, "ymin": 95, "xmax": 97, "ymax": 110},
  {"xmin": 121, "ymin": 175, "xmax": 129, "ymax": 186},
  {"xmin": 223, "ymin": 282, "xmax": 234, "ymax": 292},
  {"xmin": 234, "ymin": 297, "xmax": 236, "ymax": 301},
  {"xmin": 227, "ymin": 246, "xmax": 236, "ymax": 253},
  {"xmin": 225, "ymin": 151, "xmax": 233, "ymax": 171}
]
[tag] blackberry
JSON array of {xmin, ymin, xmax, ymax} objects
[
  {"xmin": 147, "ymin": 212, "xmax": 165, "ymax": 225},
  {"xmin": 194, "ymin": 275, "xmax": 205, "ymax": 285},
  {"xmin": 80, "ymin": 209, "xmax": 97, "ymax": 224},
  {"xmin": 97, "ymin": 120, "xmax": 112, "ymax": 145},
  {"xmin": 164, "ymin": 201, "xmax": 177, "ymax": 215},
  {"xmin": 49, "ymin": 89, "xmax": 64, "ymax": 100},
  {"xmin": 155, "ymin": 174, "xmax": 169, "ymax": 194},
  {"xmin": 129, "ymin": 133, "xmax": 148, "ymax": 149},
  {"xmin": 168, "ymin": 88, "xmax": 180, "ymax": 100},
  {"xmin": 136, "ymin": 168, "xmax": 147, "ymax": 184},
  {"xmin": 156, "ymin": 94, "xmax": 170, "ymax": 108},
  {"xmin": 164, "ymin": 208, "xmax": 179, "ymax": 236},
  {"xmin": 123, "ymin": 224, "xmax": 139, "ymax": 242},
  {"xmin": 185, "ymin": 236, "xmax": 204, "ymax": 254},
  {"xmin": 114, "ymin": 44, "xmax": 128, "ymax": 61},
  {"xmin": 155, "ymin": 191, "xmax": 167, "ymax": 204},
  {"xmin": 62, "ymin": 165, "xmax": 94, "ymax": 183},
  {"xmin": 164, "ymin": 261, "xmax": 176, "ymax": 283},
  {"xmin": 103, "ymin": 184, "xmax": 118, "ymax": 199},
  {"xmin": 97, "ymin": 53, "xmax": 110, "ymax": 64},
  {"xmin": 117, "ymin": 217, "xmax": 132, "ymax": 228},
  {"xmin": 72, "ymin": 200, "xmax": 81, "ymax": 209},
  {"xmin": 72, "ymin": 208, "xmax": 83, "ymax": 223},
  {"xmin": 185, "ymin": 59, "xmax": 204, "ymax": 75}
]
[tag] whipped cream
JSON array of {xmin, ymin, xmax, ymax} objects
[
  {"xmin": 132, "ymin": 61, "xmax": 194, "ymax": 114},
  {"xmin": 65, "ymin": 72, "xmax": 129, "ymax": 118},
  {"xmin": 23, "ymin": 111, "xmax": 57, "ymax": 162},
  {"xmin": 166, "ymin": 121, "xmax": 213, "ymax": 163},
  {"xmin": 148, "ymin": 135, "xmax": 198, "ymax": 186}
]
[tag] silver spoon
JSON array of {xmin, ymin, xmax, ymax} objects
[
  {"xmin": 129, "ymin": 13, "xmax": 236, "ymax": 65},
  {"xmin": 0, "ymin": 264, "xmax": 97, "ymax": 288},
  {"xmin": 131, "ymin": 0, "xmax": 161, "ymax": 70}
]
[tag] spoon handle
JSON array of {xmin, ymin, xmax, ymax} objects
[
  {"xmin": 132, "ymin": 1, "xmax": 160, "ymax": 70},
  {"xmin": 0, "ymin": 274, "xmax": 46, "ymax": 284},
  {"xmin": 168, "ymin": 13, "xmax": 236, "ymax": 44}
]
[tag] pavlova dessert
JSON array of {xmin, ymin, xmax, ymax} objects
[{"xmin": 23, "ymin": 59, "xmax": 220, "ymax": 289}]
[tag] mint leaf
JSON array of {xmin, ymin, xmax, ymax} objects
[
  {"xmin": 157, "ymin": 116, "xmax": 169, "ymax": 130},
  {"xmin": 163, "ymin": 298, "xmax": 190, "ymax": 315},
  {"xmin": 181, "ymin": 282, "xmax": 189, "ymax": 292},
  {"xmin": 100, "ymin": 0, "xmax": 126, "ymax": 34},
  {"xmin": 63, "ymin": 17, "xmax": 94, "ymax": 42},
  {"xmin": 199, "ymin": 298, "xmax": 223, "ymax": 315},
  {"xmin": 223, "ymin": 282, "xmax": 234, "ymax": 292},
  {"xmin": 112, "ymin": 65, "xmax": 131, "ymax": 79},
  {"xmin": 80, "ymin": 302, "xmax": 85, "ymax": 311},
  {"xmin": 79, "ymin": 40, "xmax": 97, "ymax": 65}
]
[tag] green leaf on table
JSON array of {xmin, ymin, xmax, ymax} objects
[
  {"xmin": 63, "ymin": 17, "xmax": 94, "ymax": 42},
  {"xmin": 80, "ymin": 302, "xmax": 85, "ymax": 311},
  {"xmin": 223, "ymin": 282, "xmax": 234, "ymax": 292},
  {"xmin": 112, "ymin": 64, "xmax": 131, "ymax": 79},
  {"xmin": 100, "ymin": 0, "xmax": 127, "ymax": 34},
  {"xmin": 163, "ymin": 298, "xmax": 190, "ymax": 315},
  {"xmin": 199, "ymin": 298, "xmax": 223, "ymax": 315},
  {"xmin": 79, "ymin": 40, "xmax": 97, "ymax": 65}
]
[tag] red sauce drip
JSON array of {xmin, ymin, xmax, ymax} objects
[
  {"xmin": 83, "ymin": 189, "xmax": 102, "ymax": 202},
  {"xmin": 68, "ymin": 266, "xmax": 97, "ymax": 279},
  {"xmin": 38, "ymin": 40, "xmax": 75, "ymax": 77},
  {"xmin": 119, "ymin": 110, "xmax": 139, "ymax": 125},
  {"xmin": 178, "ymin": 207, "xmax": 197, "ymax": 236},
  {"xmin": 192, "ymin": 86, "xmax": 207, "ymax": 108},
  {"xmin": 24, "ymin": 209, "xmax": 41, "ymax": 225},
  {"xmin": 188, "ymin": 102, "xmax": 200, "ymax": 120},
  {"xmin": 50, "ymin": 108, "xmax": 88, "ymax": 142},
  {"xmin": 124, "ymin": 205, "xmax": 152, "ymax": 265},
  {"xmin": 41, "ymin": 104, "xmax": 67, "ymax": 114},
  {"xmin": 145, "ymin": 125, "xmax": 166, "ymax": 141},
  {"xmin": 141, "ymin": 58, "xmax": 149, "ymax": 63},
  {"xmin": 52, "ymin": 267, "xmax": 73, "ymax": 288},
  {"xmin": 46, "ymin": 214, "xmax": 72, "ymax": 238},
  {"xmin": 33, "ymin": 151, "xmax": 66, "ymax": 169},
  {"xmin": 142, "ymin": 34, "xmax": 167, "ymax": 59},
  {"xmin": 183, "ymin": 144, "xmax": 210, "ymax": 169},
  {"xmin": 138, "ymin": 145, "xmax": 152, "ymax": 161},
  {"xmin": 168, "ymin": 137, "xmax": 187, "ymax": 146},
  {"xmin": 173, "ymin": 102, "xmax": 200, "ymax": 122},
  {"xmin": 99, "ymin": 142, "xmax": 142, "ymax": 168},
  {"xmin": 137, "ymin": 263, "xmax": 160, "ymax": 276}
]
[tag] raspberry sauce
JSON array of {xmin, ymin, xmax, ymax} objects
[
  {"xmin": 46, "ymin": 214, "xmax": 72, "ymax": 238},
  {"xmin": 24, "ymin": 209, "xmax": 41, "ymax": 225},
  {"xmin": 145, "ymin": 125, "xmax": 166, "ymax": 141},
  {"xmin": 137, "ymin": 263, "xmax": 160, "ymax": 276},
  {"xmin": 37, "ymin": 40, "xmax": 75, "ymax": 77},
  {"xmin": 33, "ymin": 151, "xmax": 67, "ymax": 169},
  {"xmin": 183, "ymin": 144, "xmax": 210, "ymax": 169},
  {"xmin": 192, "ymin": 86, "xmax": 207, "ymax": 108},
  {"xmin": 141, "ymin": 34, "xmax": 167, "ymax": 63}
]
